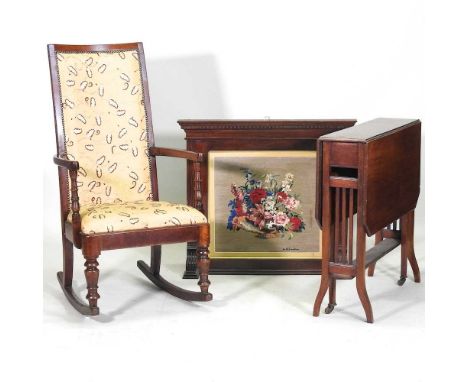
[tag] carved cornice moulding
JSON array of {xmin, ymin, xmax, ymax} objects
[{"xmin": 178, "ymin": 119, "xmax": 357, "ymax": 130}]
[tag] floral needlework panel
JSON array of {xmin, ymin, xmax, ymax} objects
[{"xmin": 209, "ymin": 151, "xmax": 320, "ymax": 259}]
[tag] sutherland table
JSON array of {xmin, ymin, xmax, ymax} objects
[
  {"xmin": 179, "ymin": 119, "xmax": 357, "ymax": 277},
  {"xmin": 313, "ymin": 118, "xmax": 422, "ymax": 323}
]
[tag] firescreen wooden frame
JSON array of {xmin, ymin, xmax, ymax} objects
[{"xmin": 179, "ymin": 119, "xmax": 357, "ymax": 277}]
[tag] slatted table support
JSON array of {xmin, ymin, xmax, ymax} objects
[{"xmin": 313, "ymin": 118, "xmax": 422, "ymax": 323}]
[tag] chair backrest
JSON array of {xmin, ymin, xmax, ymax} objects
[{"xmin": 48, "ymin": 43, "xmax": 158, "ymax": 215}]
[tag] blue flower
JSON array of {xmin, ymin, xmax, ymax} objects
[
  {"xmin": 227, "ymin": 208, "xmax": 237, "ymax": 230},
  {"xmin": 244, "ymin": 195, "xmax": 254, "ymax": 209}
]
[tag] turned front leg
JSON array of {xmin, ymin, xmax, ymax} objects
[
  {"xmin": 83, "ymin": 242, "xmax": 101, "ymax": 309},
  {"xmin": 196, "ymin": 224, "xmax": 211, "ymax": 296}
]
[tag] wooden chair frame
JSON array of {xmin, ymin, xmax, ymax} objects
[{"xmin": 48, "ymin": 42, "xmax": 212, "ymax": 316}]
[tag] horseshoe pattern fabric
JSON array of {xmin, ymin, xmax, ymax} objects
[
  {"xmin": 68, "ymin": 200, "xmax": 207, "ymax": 234},
  {"xmin": 56, "ymin": 49, "xmax": 153, "ymax": 206}
]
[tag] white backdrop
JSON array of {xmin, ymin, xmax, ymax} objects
[
  {"xmin": 41, "ymin": 0, "xmax": 424, "ymax": 231},
  {"xmin": 2, "ymin": 0, "xmax": 446, "ymax": 381}
]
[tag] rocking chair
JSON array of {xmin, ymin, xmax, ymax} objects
[{"xmin": 48, "ymin": 42, "xmax": 212, "ymax": 316}]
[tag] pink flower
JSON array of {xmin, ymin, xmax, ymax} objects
[
  {"xmin": 284, "ymin": 197, "xmax": 299, "ymax": 210},
  {"xmin": 274, "ymin": 212, "xmax": 290, "ymax": 226},
  {"xmin": 263, "ymin": 211, "xmax": 273, "ymax": 220},
  {"xmin": 231, "ymin": 184, "xmax": 244, "ymax": 200},
  {"xmin": 248, "ymin": 205, "xmax": 266, "ymax": 229}
]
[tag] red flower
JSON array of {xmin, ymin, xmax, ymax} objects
[
  {"xmin": 235, "ymin": 200, "xmax": 246, "ymax": 216},
  {"xmin": 277, "ymin": 191, "xmax": 288, "ymax": 202},
  {"xmin": 248, "ymin": 205, "xmax": 266, "ymax": 229},
  {"xmin": 249, "ymin": 188, "xmax": 267, "ymax": 204},
  {"xmin": 290, "ymin": 217, "xmax": 302, "ymax": 231}
]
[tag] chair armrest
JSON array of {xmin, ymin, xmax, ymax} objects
[
  {"xmin": 53, "ymin": 154, "xmax": 82, "ymax": 245},
  {"xmin": 149, "ymin": 147, "xmax": 203, "ymax": 162},
  {"xmin": 149, "ymin": 146, "xmax": 204, "ymax": 212},
  {"xmin": 53, "ymin": 155, "xmax": 80, "ymax": 171}
]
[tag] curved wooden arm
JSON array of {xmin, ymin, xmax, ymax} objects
[
  {"xmin": 148, "ymin": 146, "xmax": 204, "ymax": 212},
  {"xmin": 53, "ymin": 154, "xmax": 81, "ymax": 245},
  {"xmin": 148, "ymin": 147, "xmax": 203, "ymax": 162},
  {"xmin": 53, "ymin": 155, "xmax": 80, "ymax": 170}
]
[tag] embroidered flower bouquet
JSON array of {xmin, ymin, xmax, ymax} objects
[{"xmin": 227, "ymin": 169, "xmax": 305, "ymax": 239}]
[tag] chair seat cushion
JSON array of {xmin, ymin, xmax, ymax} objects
[{"xmin": 68, "ymin": 200, "xmax": 207, "ymax": 234}]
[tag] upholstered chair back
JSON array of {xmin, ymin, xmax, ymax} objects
[{"xmin": 51, "ymin": 45, "xmax": 154, "ymax": 206}]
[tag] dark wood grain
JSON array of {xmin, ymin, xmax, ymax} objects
[
  {"xmin": 77, "ymin": 225, "xmax": 206, "ymax": 251},
  {"xmin": 148, "ymin": 146, "xmax": 204, "ymax": 211},
  {"xmin": 149, "ymin": 146, "xmax": 203, "ymax": 162},
  {"xmin": 180, "ymin": 119, "xmax": 357, "ymax": 129},
  {"xmin": 319, "ymin": 118, "xmax": 419, "ymax": 142},
  {"xmin": 313, "ymin": 118, "xmax": 422, "ymax": 323},
  {"xmin": 364, "ymin": 122, "xmax": 421, "ymax": 235},
  {"xmin": 53, "ymin": 155, "xmax": 79, "ymax": 170},
  {"xmin": 179, "ymin": 119, "xmax": 357, "ymax": 277},
  {"xmin": 316, "ymin": 118, "xmax": 421, "ymax": 235},
  {"xmin": 50, "ymin": 43, "xmax": 144, "ymax": 52},
  {"xmin": 313, "ymin": 142, "xmax": 332, "ymax": 316}
]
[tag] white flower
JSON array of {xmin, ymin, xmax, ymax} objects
[
  {"xmin": 285, "ymin": 173, "xmax": 294, "ymax": 182},
  {"xmin": 265, "ymin": 221, "xmax": 275, "ymax": 230},
  {"xmin": 264, "ymin": 199, "xmax": 276, "ymax": 211},
  {"xmin": 264, "ymin": 173, "xmax": 272, "ymax": 184}
]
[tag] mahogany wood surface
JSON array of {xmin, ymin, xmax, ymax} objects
[
  {"xmin": 149, "ymin": 146, "xmax": 203, "ymax": 162},
  {"xmin": 53, "ymin": 155, "xmax": 79, "ymax": 170},
  {"xmin": 48, "ymin": 43, "xmax": 212, "ymax": 316},
  {"xmin": 179, "ymin": 119, "xmax": 357, "ymax": 277},
  {"xmin": 313, "ymin": 118, "xmax": 422, "ymax": 323}
]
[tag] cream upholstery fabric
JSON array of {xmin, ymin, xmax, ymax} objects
[
  {"xmin": 56, "ymin": 50, "xmax": 153, "ymax": 206},
  {"xmin": 68, "ymin": 201, "xmax": 207, "ymax": 234}
]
